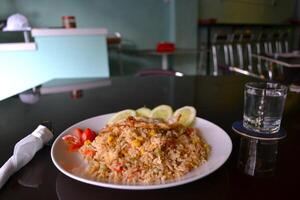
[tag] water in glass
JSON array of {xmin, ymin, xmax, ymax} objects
[{"xmin": 243, "ymin": 83, "xmax": 287, "ymax": 133}]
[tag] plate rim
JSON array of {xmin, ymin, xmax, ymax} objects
[{"xmin": 51, "ymin": 113, "xmax": 232, "ymax": 190}]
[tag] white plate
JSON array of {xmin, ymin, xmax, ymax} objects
[{"xmin": 51, "ymin": 113, "xmax": 232, "ymax": 190}]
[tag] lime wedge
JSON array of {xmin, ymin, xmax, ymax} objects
[
  {"xmin": 107, "ymin": 109, "xmax": 136, "ymax": 124},
  {"xmin": 150, "ymin": 105, "xmax": 173, "ymax": 121},
  {"xmin": 173, "ymin": 106, "xmax": 196, "ymax": 126},
  {"xmin": 136, "ymin": 107, "xmax": 151, "ymax": 118}
]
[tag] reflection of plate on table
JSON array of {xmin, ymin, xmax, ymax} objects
[{"xmin": 51, "ymin": 113, "xmax": 232, "ymax": 190}]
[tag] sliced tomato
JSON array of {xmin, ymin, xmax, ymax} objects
[
  {"xmin": 62, "ymin": 134, "xmax": 82, "ymax": 151},
  {"xmin": 68, "ymin": 143, "xmax": 82, "ymax": 152},
  {"xmin": 73, "ymin": 128, "xmax": 83, "ymax": 143},
  {"xmin": 62, "ymin": 135, "xmax": 80, "ymax": 145},
  {"xmin": 82, "ymin": 149, "xmax": 96, "ymax": 157},
  {"xmin": 81, "ymin": 128, "xmax": 97, "ymax": 142},
  {"xmin": 92, "ymin": 131, "xmax": 97, "ymax": 140},
  {"xmin": 62, "ymin": 127, "xmax": 96, "ymax": 152}
]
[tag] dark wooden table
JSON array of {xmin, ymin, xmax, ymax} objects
[{"xmin": 0, "ymin": 75, "xmax": 299, "ymax": 200}]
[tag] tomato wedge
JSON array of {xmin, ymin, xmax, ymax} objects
[
  {"xmin": 73, "ymin": 128, "xmax": 83, "ymax": 143},
  {"xmin": 81, "ymin": 128, "xmax": 96, "ymax": 142},
  {"xmin": 68, "ymin": 143, "xmax": 82, "ymax": 152},
  {"xmin": 62, "ymin": 134, "xmax": 82, "ymax": 151},
  {"xmin": 62, "ymin": 127, "xmax": 97, "ymax": 152},
  {"xmin": 82, "ymin": 149, "xmax": 96, "ymax": 157},
  {"xmin": 62, "ymin": 135, "xmax": 80, "ymax": 145}
]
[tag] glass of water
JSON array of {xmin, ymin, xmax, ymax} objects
[{"xmin": 243, "ymin": 82, "xmax": 287, "ymax": 133}]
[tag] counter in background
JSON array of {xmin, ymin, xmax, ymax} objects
[{"xmin": 0, "ymin": 28, "xmax": 109, "ymax": 101}]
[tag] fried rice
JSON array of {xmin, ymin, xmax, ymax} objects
[{"xmin": 79, "ymin": 116, "xmax": 210, "ymax": 184}]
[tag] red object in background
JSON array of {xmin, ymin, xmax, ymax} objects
[
  {"xmin": 198, "ymin": 18, "xmax": 217, "ymax": 25},
  {"xmin": 71, "ymin": 90, "xmax": 83, "ymax": 99},
  {"xmin": 62, "ymin": 16, "xmax": 77, "ymax": 28},
  {"xmin": 288, "ymin": 19, "xmax": 300, "ymax": 25},
  {"xmin": 156, "ymin": 42, "xmax": 175, "ymax": 53}
]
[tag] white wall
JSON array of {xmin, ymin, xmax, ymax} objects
[
  {"xmin": 0, "ymin": 0, "xmax": 199, "ymax": 75},
  {"xmin": 0, "ymin": 0, "xmax": 167, "ymax": 49}
]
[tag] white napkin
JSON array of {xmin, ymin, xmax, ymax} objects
[{"xmin": 0, "ymin": 125, "xmax": 53, "ymax": 189}]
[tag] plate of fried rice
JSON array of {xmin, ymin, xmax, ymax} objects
[{"xmin": 51, "ymin": 113, "xmax": 232, "ymax": 190}]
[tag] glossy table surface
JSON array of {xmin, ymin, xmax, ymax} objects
[{"xmin": 0, "ymin": 75, "xmax": 300, "ymax": 200}]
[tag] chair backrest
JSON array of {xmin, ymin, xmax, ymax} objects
[
  {"xmin": 234, "ymin": 33, "xmax": 254, "ymax": 71},
  {"xmin": 210, "ymin": 29, "xmax": 290, "ymax": 81},
  {"xmin": 211, "ymin": 32, "xmax": 266, "ymax": 79},
  {"xmin": 211, "ymin": 33, "xmax": 230, "ymax": 75},
  {"xmin": 280, "ymin": 31, "xmax": 289, "ymax": 52},
  {"xmin": 241, "ymin": 33, "xmax": 254, "ymax": 72},
  {"xmin": 211, "ymin": 32, "xmax": 251, "ymax": 75},
  {"xmin": 227, "ymin": 33, "xmax": 240, "ymax": 68},
  {"xmin": 253, "ymin": 31, "xmax": 287, "ymax": 80},
  {"xmin": 272, "ymin": 32, "xmax": 282, "ymax": 53},
  {"xmin": 257, "ymin": 32, "xmax": 270, "ymax": 54},
  {"xmin": 254, "ymin": 32, "xmax": 272, "ymax": 77}
]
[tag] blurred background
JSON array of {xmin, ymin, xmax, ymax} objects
[{"xmin": 0, "ymin": 0, "xmax": 300, "ymax": 99}]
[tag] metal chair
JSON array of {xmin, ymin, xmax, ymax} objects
[
  {"xmin": 226, "ymin": 33, "xmax": 250, "ymax": 70},
  {"xmin": 280, "ymin": 31, "xmax": 289, "ymax": 53},
  {"xmin": 273, "ymin": 32, "xmax": 283, "ymax": 53},
  {"xmin": 227, "ymin": 33, "xmax": 254, "ymax": 73},
  {"xmin": 211, "ymin": 32, "xmax": 257, "ymax": 77},
  {"xmin": 211, "ymin": 33, "xmax": 231, "ymax": 75},
  {"xmin": 272, "ymin": 32, "xmax": 285, "ymax": 76},
  {"xmin": 235, "ymin": 33, "xmax": 254, "ymax": 72},
  {"xmin": 226, "ymin": 33, "xmax": 267, "ymax": 80},
  {"xmin": 229, "ymin": 32, "xmax": 269, "ymax": 80},
  {"xmin": 231, "ymin": 33, "xmax": 243, "ymax": 69},
  {"xmin": 254, "ymin": 32, "xmax": 272, "ymax": 78},
  {"xmin": 252, "ymin": 31, "xmax": 287, "ymax": 81}
]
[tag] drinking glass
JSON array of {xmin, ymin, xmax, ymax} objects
[{"xmin": 243, "ymin": 82, "xmax": 287, "ymax": 133}]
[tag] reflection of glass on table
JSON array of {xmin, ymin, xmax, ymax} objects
[
  {"xmin": 234, "ymin": 81, "xmax": 288, "ymax": 177},
  {"xmin": 238, "ymin": 137, "xmax": 279, "ymax": 177}
]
